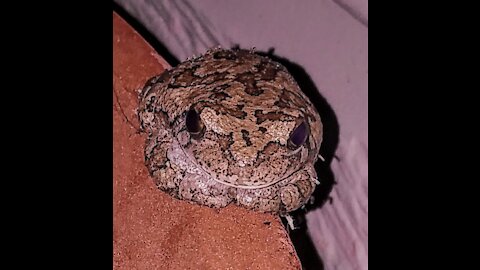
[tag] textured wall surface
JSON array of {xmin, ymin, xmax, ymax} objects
[{"xmin": 114, "ymin": 1, "xmax": 368, "ymax": 269}]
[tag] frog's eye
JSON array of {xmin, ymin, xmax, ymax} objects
[
  {"xmin": 186, "ymin": 109, "xmax": 204, "ymax": 135},
  {"xmin": 288, "ymin": 121, "xmax": 309, "ymax": 148}
]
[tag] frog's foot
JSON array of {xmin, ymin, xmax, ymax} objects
[
  {"xmin": 235, "ymin": 186, "xmax": 281, "ymax": 213},
  {"xmin": 279, "ymin": 167, "xmax": 317, "ymax": 213}
]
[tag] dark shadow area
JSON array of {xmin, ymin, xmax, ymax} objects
[
  {"xmin": 113, "ymin": 2, "xmax": 180, "ymax": 67},
  {"xmin": 258, "ymin": 49, "xmax": 340, "ymax": 270},
  {"xmin": 281, "ymin": 216, "xmax": 325, "ymax": 270},
  {"xmin": 256, "ymin": 49, "xmax": 340, "ymax": 210}
]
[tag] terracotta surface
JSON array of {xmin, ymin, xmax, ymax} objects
[{"xmin": 113, "ymin": 12, "xmax": 301, "ymax": 270}]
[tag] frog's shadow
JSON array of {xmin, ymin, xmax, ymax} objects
[
  {"xmin": 255, "ymin": 49, "xmax": 339, "ymax": 213},
  {"xmin": 256, "ymin": 49, "xmax": 338, "ymax": 270}
]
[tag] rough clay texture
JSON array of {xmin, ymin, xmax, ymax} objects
[
  {"xmin": 113, "ymin": 12, "xmax": 301, "ymax": 270},
  {"xmin": 138, "ymin": 48, "xmax": 323, "ymax": 214}
]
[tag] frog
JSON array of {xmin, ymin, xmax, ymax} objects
[{"xmin": 138, "ymin": 47, "xmax": 323, "ymax": 217}]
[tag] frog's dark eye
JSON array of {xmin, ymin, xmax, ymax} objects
[
  {"xmin": 288, "ymin": 121, "xmax": 309, "ymax": 148},
  {"xmin": 186, "ymin": 109, "xmax": 204, "ymax": 135}
]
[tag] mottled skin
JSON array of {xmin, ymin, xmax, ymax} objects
[{"xmin": 138, "ymin": 48, "xmax": 323, "ymax": 214}]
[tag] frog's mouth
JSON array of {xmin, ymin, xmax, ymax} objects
[
  {"xmin": 208, "ymin": 168, "xmax": 306, "ymax": 189},
  {"xmin": 178, "ymin": 140, "xmax": 310, "ymax": 190}
]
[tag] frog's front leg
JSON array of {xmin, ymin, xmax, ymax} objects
[
  {"xmin": 142, "ymin": 110, "xmax": 233, "ymax": 208},
  {"xmin": 279, "ymin": 166, "xmax": 318, "ymax": 214},
  {"xmin": 146, "ymin": 133, "xmax": 233, "ymax": 207},
  {"xmin": 144, "ymin": 126, "xmax": 183, "ymax": 198},
  {"xmin": 138, "ymin": 90, "xmax": 182, "ymax": 196},
  {"xmin": 177, "ymin": 173, "xmax": 233, "ymax": 208}
]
